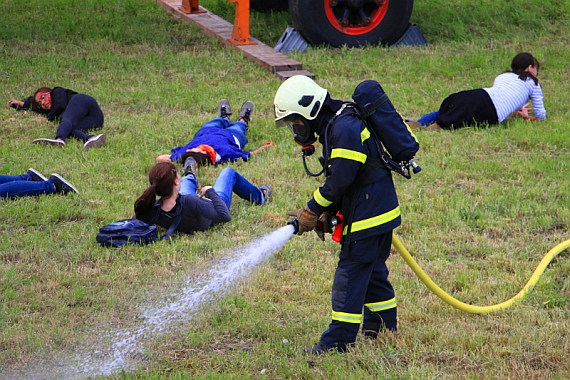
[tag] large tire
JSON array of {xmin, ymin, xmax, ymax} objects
[{"xmin": 289, "ymin": 0, "xmax": 413, "ymax": 47}]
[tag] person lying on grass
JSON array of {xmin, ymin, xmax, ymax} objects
[
  {"xmin": 8, "ymin": 86, "xmax": 105, "ymax": 149},
  {"xmin": 155, "ymin": 99, "xmax": 274, "ymax": 167},
  {"xmin": 0, "ymin": 168, "xmax": 78, "ymax": 199},
  {"xmin": 408, "ymin": 52, "xmax": 546, "ymax": 131},
  {"xmin": 134, "ymin": 161, "xmax": 270, "ymax": 235}
]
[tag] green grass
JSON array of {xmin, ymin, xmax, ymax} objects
[{"xmin": 0, "ymin": 0, "xmax": 569, "ymax": 379}]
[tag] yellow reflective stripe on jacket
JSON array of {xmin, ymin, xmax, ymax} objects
[
  {"xmin": 365, "ymin": 297, "xmax": 397, "ymax": 312},
  {"xmin": 344, "ymin": 206, "xmax": 401, "ymax": 234},
  {"xmin": 313, "ymin": 188, "xmax": 332, "ymax": 207},
  {"xmin": 331, "ymin": 310, "xmax": 362, "ymax": 324},
  {"xmin": 330, "ymin": 148, "xmax": 367, "ymax": 164},
  {"xmin": 361, "ymin": 127, "xmax": 370, "ymax": 143},
  {"xmin": 401, "ymin": 113, "xmax": 419, "ymax": 143}
]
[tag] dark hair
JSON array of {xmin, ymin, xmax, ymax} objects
[
  {"xmin": 181, "ymin": 150, "xmax": 211, "ymax": 167},
  {"xmin": 134, "ymin": 162, "xmax": 179, "ymax": 220},
  {"xmin": 32, "ymin": 87, "xmax": 52, "ymax": 108},
  {"xmin": 510, "ymin": 53, "xmax": 539, "ymax": 85}
]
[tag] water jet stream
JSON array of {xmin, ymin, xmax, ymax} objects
[{"xmin": 6, "ymin": 225, "xmax": 295, "ymax": 380}]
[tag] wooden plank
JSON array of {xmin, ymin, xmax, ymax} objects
[
  {"xmin": 155, "ymin": 0, "xmax": 313, "ymax": 79},
  {"xmin": 276, "ymin": 70, "xmax": 315, "ymax": 80}
]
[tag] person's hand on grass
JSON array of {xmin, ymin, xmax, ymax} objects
[
  {"xmin": 513, "ymin": 102, "xmax": 537, "ymax": 121},
  {"xmin": 7, "ymin": 99, "xmax": 24, "ymax": 108}
]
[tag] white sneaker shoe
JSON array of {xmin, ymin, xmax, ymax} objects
[
  {"xmin": 84, "ymin": 134, "xmax": 106, "ymax": 149},
  {"xmin": 33, "ymin": 138, "xmax": 65, "ymax": 146}
]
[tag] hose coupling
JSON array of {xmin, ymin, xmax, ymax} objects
[{"xmin": 287, "ymin": 218, "xmax": 299, "ymax": 234}]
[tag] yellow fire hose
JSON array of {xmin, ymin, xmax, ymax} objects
[{"xmin": 392, "ymin": 234, "xmax": 570, "ymax": 313}]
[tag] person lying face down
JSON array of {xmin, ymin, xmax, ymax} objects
[{"xmin": 409, "ymin": 52, "xmax": 546, "ymax": 131}]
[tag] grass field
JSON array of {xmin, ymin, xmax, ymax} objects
[{"xmin": 0, "ymin": 0, "xmax": 568, "ymax": 379}]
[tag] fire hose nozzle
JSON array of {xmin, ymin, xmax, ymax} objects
[
  {"xmin": 287, "ymin": 218, "xmax": 299, "ymax": 234},
  {"xmin": 410, "ymin": 159, "xmax": 422, "ymax": 174}
]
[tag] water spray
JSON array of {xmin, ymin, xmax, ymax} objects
[{"xmin": 12, "ymin": 224, "xmax": 298, "ymax": 380}]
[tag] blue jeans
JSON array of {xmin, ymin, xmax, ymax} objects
[
  {"xmin": 0, "ymin": 173, "xmax": 55, "ymax": 199},
  {"xmin": 194, "ymin": 117, "xmax": 248, "ymax": 149},
  {"xmin": 180, "ymin": 172, "xmax": 199, "ymax": 196},
  {"xmin": 179, "ymin": 167, "xmax": 263, "ymax": 209},
  {"xmin": 417, "ymin": 111, "xmax": 439, "ymax": 126},
  {"xmin": 56, "ymin": 94, "xmax": 104, "ymax": 142}
]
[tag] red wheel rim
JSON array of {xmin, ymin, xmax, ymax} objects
[{"xmin": 324, "ymin": 0, "xmax": 389, "ymax": 36}]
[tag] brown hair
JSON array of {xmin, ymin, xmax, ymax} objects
[
  {"xmin": 510, "ymin": 53, "xmax": 539, "ymax": 85},
  {"xmin": 32, "ymin": 87, "xmax": 52, "ymax": 108},
  {"xmin": 134, "ymin": 162, "xmax": 179, "ymax": 220}
]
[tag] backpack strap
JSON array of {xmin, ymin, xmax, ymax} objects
[
  {"xmin": 146, "ymin": 201, "xmax": 184, "ymax": 241},
  {"xmin": 360, "ymin": 93, "xmax": 389, "ymax": 118},
  {"xmin": 158, "ymin": 203, "xmax": 183, "ymax": 241}
]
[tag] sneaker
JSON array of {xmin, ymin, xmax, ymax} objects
[
  {"xmin": 183, "ymin": 156, "xmax": 198, "ymax": 177},
  {"xmin": 49, "ymin": 173, "xmax": 79, "ymax": 195},
  {"xmin": 217, "ymin": 99, "xmax": 231, "ymax": 119},
  {"xmin": 259, "ymin": 185, "xmax": 271, "ymax": 205},
  {"xmin": 27, "ymin": 168, "xmax": 47, "ymax": 182},
  {"xmin": 238, "ymin": 100, "xmax": 254, "ymax": 125},
  {"xmin": 183, "ymin": 155, "xmax": 199, "ymax": 189},
  {"xmin": 84, "ymin": 134, "xmax": 106, "ymax": 149},
  {"xmin": 33, "ymin": 138, "xmax": 65, "ymax": 146}
]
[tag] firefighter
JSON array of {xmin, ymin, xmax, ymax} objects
[{"xmin": 274, "ymin": 75, "xmax": 401, "ymax": 354}]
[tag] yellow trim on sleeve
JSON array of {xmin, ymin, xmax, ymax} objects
[
  {"xmin": 330, "ymin": 148, "xmax": 367, "ymax": 164},
  {"xmin": 313, "ymin": 188, "xmax": 332, "ymax": 207}
]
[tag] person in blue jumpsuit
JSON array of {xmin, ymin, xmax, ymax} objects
[
  {"xmin": 156, "ymin": 99, "xmax": 273, "ymax": 168},
  {"xmin": 274, "ymin": 75, "xmax": 401, "ymax": 354},
  {"xmin": 8, "ymin": 86, "xmax": 105, "ymax": 149}
]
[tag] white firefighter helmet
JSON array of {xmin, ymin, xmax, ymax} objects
[{"xmin": 274, "ymin": 75, "xmax": 328, "ymax": 126}]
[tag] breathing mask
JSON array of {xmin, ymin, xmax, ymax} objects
[{"xmin": 276, "ymin": 115, "xmax": 317, "ymax": 147}]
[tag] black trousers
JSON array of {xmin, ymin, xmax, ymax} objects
[{"xmin": 56, "ymin": 94, "xmax": 104, "ymax": 141}]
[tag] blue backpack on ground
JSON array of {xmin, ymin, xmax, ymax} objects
[{"xmin": 96, "ymin": 209, "xmax": 183, "ymax": 248}]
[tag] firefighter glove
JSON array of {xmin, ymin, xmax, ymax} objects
[
  {"xmin": 286, "ymin": 205, "xmax": 318, "ymax": 235},
  {"xmin": 314, "ymin": 211, "xmax": 334, "ymax": 241}
]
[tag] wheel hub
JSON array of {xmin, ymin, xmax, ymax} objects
[{"xmin": 326, "ymin": 0, "xmax": 389, "ymax": 34}]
